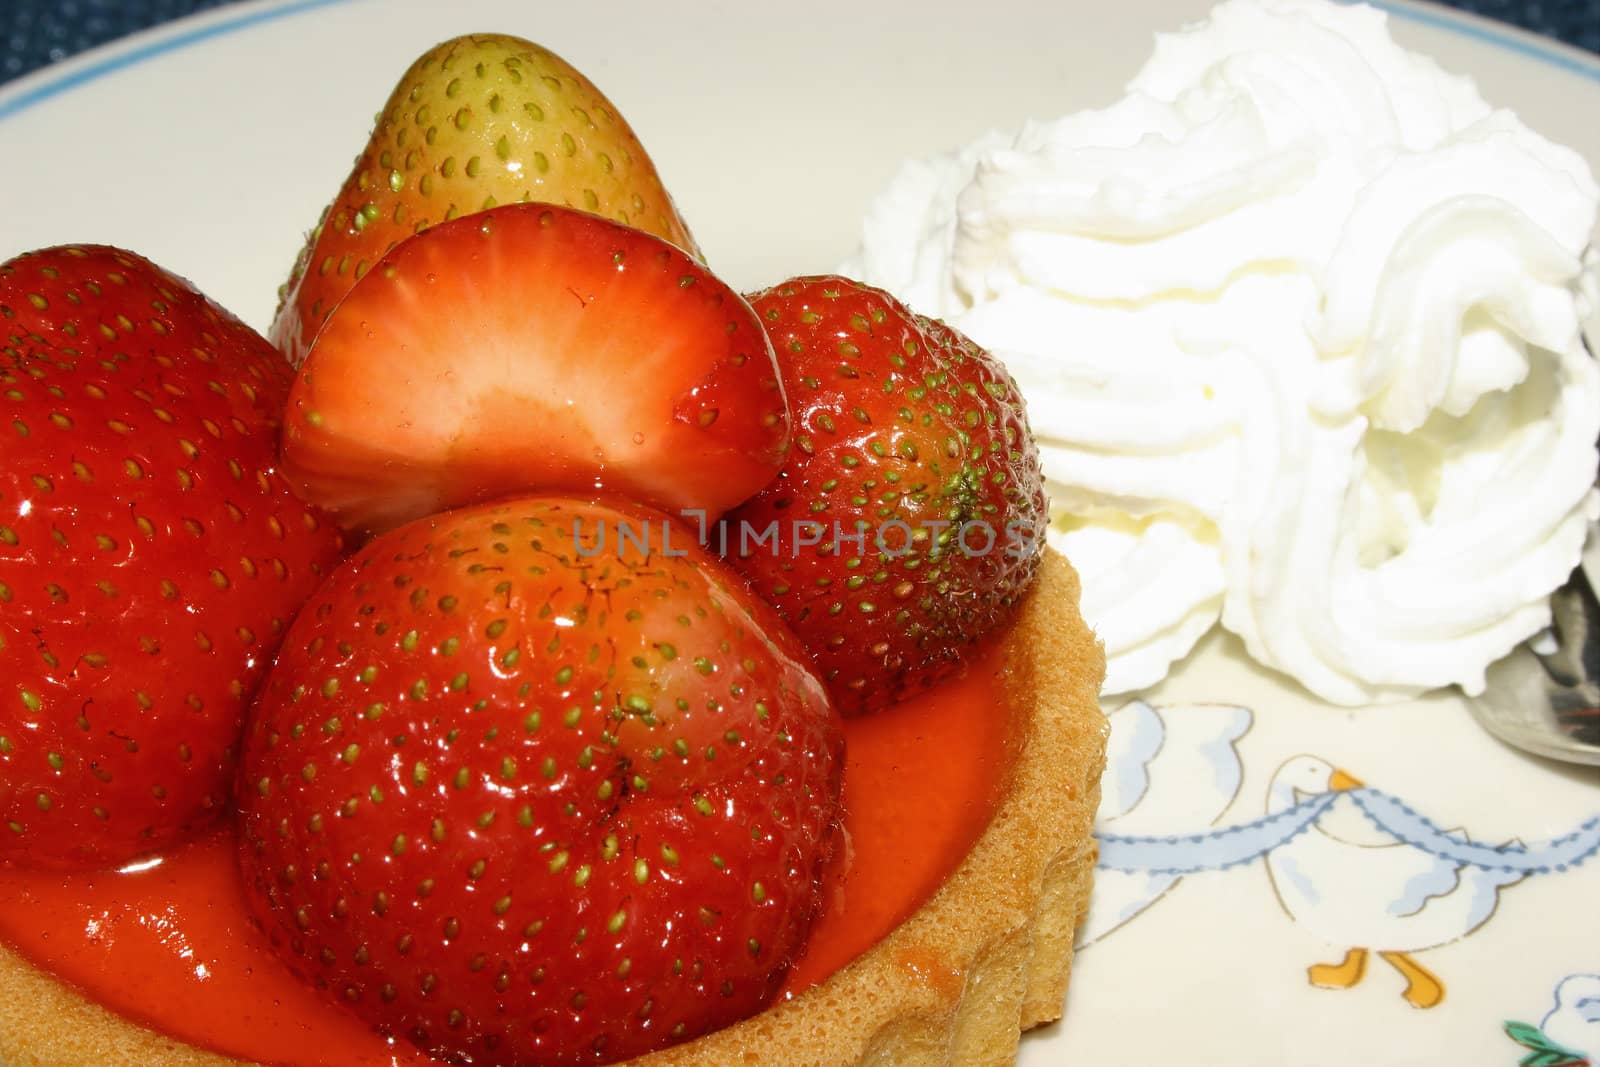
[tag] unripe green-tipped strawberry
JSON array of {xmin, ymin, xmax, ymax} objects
[
  {"xmin": 237, "ymin": 496, "xmax": 842, "ymax": 1066},
  {"xmin": 726, "ymin": 275, "xmax": 1046, "ymax": 716},
  {"xmin": 271, "ymin": 33, "xmax": 700, "ymax": 364},
  {"xmin": 0, "ymin": 245, "xmax": 345, "ymax": 870}
]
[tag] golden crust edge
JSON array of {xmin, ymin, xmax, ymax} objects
[{"xmin": 0, "ymin": 548, "xmax": 1106, "ymax": 1067}]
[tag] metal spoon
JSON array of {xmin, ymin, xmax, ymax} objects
[
  {"xmin": 1467, "ymin": 550, "xmax": 1600, "ymax": 766},
  {"xmin": 1465, "ymin": 268, "xmax": 1600, "ymax": 767}
]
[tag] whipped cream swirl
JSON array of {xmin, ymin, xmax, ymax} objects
[{"xmin": 845, "ymin": 0, "xmax": 1600, "ymax": 704}]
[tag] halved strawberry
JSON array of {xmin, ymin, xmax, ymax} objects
[
  {"xmin": 281, "ymin": 203, "xmax": 789, "ymax": 540},
  {"xmin": 726, "ymin": 275, "xmax": 1046, "ymax": 715},
  {"xmin": 236, "ymin": 495, "xmax": 842, "ymax": 1066},
  {"xmin": 0, "ymin": 246, "xmax": 345, "ymax": 870}
]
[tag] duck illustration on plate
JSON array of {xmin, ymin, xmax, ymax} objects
[
  {"xmin": 1264, "ymin": 755, "xmax": 1525, "ymax": 1009},
  {"xmin": 1092, "ymin": 708, "xmax": 1600, "ymax": 1007}
]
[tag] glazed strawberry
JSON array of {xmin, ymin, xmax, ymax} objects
[
  {"xmin": 271, "ymin": 32, "xmax": 699, "ymax": 364},
  {"xmin": 281, "ymin": 203, "xmax": 789, "ymax": 539},
  {"xmin": 236, "ymin": 496, "xmax": 842, "ymax": 1067},
  {"xmin": 726, "ymin": 275, "xmax": 1046, "ymax": 715},
  {"xmin": 0, "ymin": 245, "xmax": 344, "ymax": 870}
]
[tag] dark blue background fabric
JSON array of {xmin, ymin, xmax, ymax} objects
[
  {"xmin": 1449, "ymin": 0, "xmax": 1600, "ymax": 52},
  {"xmin": 1, "ymin": 0, "xmax": 1596, "ymax": 87},
  {"xmin": 3, "ymin": 0, "xmax": 244, "ymax": 83}
]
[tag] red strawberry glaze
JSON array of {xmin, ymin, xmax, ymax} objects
[
  {"xmin": 780, "ymin": 643, "xmax": 1021, "ymax": 994},
  {"xmin": 0, "ymin": 643, "xmax": 1017, "ymax": 1065}
]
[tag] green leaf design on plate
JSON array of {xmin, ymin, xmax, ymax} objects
[
  {"xmin": 1503, "ymin": 1020, "xmax": 1587, "ymax": 1067},
  {"xmin": 1506, "ymin": 1021, "xmax": 1546, "ymax": 1048}
]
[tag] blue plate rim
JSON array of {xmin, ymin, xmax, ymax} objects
[{"xmin": 0, "ymin": 0, "xmax": 1596, "ymax": 127}]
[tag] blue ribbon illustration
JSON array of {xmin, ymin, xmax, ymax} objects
[{"xmin": 1096, "ymin": 788, "xmax": 1600, "ymax": 877}]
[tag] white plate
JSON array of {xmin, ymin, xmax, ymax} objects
[{"xmin": 2, "ymin": 2, "xmax": 1598, "ymax": 1065}]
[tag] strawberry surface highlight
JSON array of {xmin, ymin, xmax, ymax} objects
[
  {"xmin": 0, "ymin": 245, "xmax": 345, "ymax": 870},
  {"xmin": 727, "ymin": 275, "xmax": 1047, "ymax": 715},
  {"xmin": 236, "ymin": 495, "xmax": 843, "ymax": 1066}
]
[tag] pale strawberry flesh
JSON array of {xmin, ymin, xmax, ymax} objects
[{"xmin": 282, "ymin": 204, "xmax": 789, "ymax": 540}]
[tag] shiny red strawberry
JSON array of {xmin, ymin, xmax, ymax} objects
[
  {"xmin": 726, "ymin": 275, "xmax": 1046, "ymax": 715},
  {"xmin": 281, "ymin": 203, "xmax": 789, "ymax": 540},
  {"xmin": 0, "ymin": 245, "xmax": 344, "ymax": 870},
  {"xmin": 236, "ymin": 496, "xmax": 842, "ymax": 1067}
]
